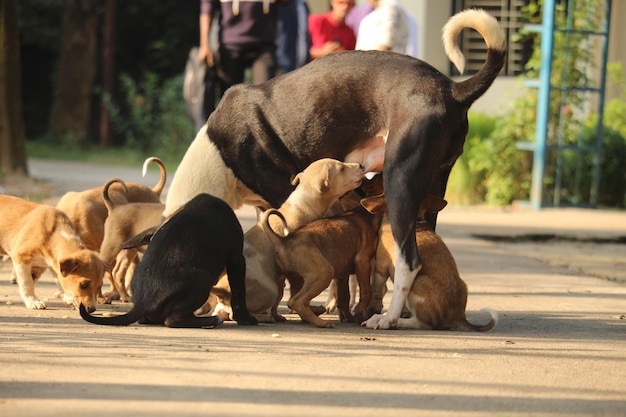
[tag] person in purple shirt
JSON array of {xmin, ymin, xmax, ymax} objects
[
  {"xmin": 198, "ymin": 0, "xmax": 291, "ymax": 97},
  {"xmin": 344, "ymin": 0, "xmax": 375, "ymax": 38}
]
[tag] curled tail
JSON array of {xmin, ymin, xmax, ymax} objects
[
  {"xmin": 456, "ymin": 307, "xmax": 499, "ymax": 332},
  {"xmin": 102, "ymin": 178, "xmax": 128, "ymax": 213},
  {"xmin": 142, "ymin": 156, "xmax": 167, "ymax": 197},
  {"xmin": 79, "ymin": 303, "xmax": 144, "ymax": 326},
  {"xmin": 442, "ymin": 9, "xmax": 507, "ymax": 106},
  {"xmin": 260, "ymin": 208, "xmax": 289, "ymax": 249}
]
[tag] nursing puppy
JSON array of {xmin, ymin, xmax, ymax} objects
[
  {"xmin": 164, "ymin": 10, "xmax": 507, "ymax": 330},
  {"xmin": 367, "ymin": 202, "xmax": 497, "ymax": 331},
  {"xmin": 57, "ymin": 156, "xmax": 166, "ymax": 251},
  {"xmin": 262, "ymin": 206, "xmax": 382, "ymax": 328},
  {"xmin": 201, "ymin": 158, "xmax": 364, "ymax": 322},
  {"xmin": 99, "ymin": 178, "xmax": 165, "ymax": 302},
  {"xmin": 80, "ymin": 193, "xmax": 258, "ymax": 328},
  {"xmin": 0, "ymin": 195, "xmax": 109, "ymax": 311}
]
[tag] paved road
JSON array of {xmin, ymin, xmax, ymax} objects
[{"xmin": 0, "ymin": 159, "xmax": 624, "ymax": 416}]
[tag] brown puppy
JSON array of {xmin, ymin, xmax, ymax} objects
[
  {"xmin": 368, "ymin": 207, "xmax": 498, "ymax": 331},
  {"xmin": 0, "ymin": 195, "xmax": 110, "ymax": 311},
  {"xmin": 56, "ymin": 156, "xmax": 166, "ymax": 251},
  {"xmin": 262, "ymin": 206, "xmax": 382, "ymax": 328},
  {"xmin": 200, "ymin": 159, "xmax": 364, "ymax": 322},
  {"xmin": 99, "ymin": 178, "xmax": 164, "ymax": 302}
]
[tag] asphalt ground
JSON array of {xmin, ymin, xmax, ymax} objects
[{"xmin": 0, "ymin": 159, "xmax": 624, "ymax": 417}]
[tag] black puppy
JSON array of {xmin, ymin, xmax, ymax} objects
[{"xmin": 80, "ymin": 193, "xmax": 258, "ymax": 328}]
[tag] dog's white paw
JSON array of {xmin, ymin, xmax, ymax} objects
[
  {"xmin": 24, "ymin": 296, "xmax": 47, "ymax": 310},
  {"xmin": 62, "ymin": 293, "xmax": 74, "ymax": 306},
  {"xmin": 363, "ymin": 313, "xmax": 395, "ymax": 330}
]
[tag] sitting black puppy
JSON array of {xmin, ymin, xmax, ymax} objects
[{"xmin": 80, "ymin": 193, "xmax": 258, "ymax": 328}]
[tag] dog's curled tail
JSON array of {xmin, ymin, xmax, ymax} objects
[
  {"xmin": 456, "ymin": 307, "xmax": 498, "ymax": 332},
  {"xmin": 142, "ymin": 156, "xmax": 167, "ymax": 197},
  {"xmin": 102, "ymin": 178, "xmax": 128, "ymax": 213},
  {"xmin": 261, "ymin": 208, "xmax": 290, "ymax": 248},
  {"xmin": 442, "ymin": 9, "xmax": 507, "ymax": 105},
  {"xmin": 79, "ymin": 303, "xmax": 144, "ymax": 326}
]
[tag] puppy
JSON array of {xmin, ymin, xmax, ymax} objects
[
  {"xmin": 80, "ymin": 193, "xmax": 258, "ymax": 328},
  {"xmin": 99, "ymin": 178, "xmax": 164, "ymax": 302},
  {"xmin": 200, "ymin": 158, "xmax": 364, "ymax": 322},
  {"xmin": 56, "ymin": 156, "xmax": 166, "ymax": 251},
  {"xmin": 368, "ymin": 205, "xmax": 498, "ymax": 331},
  {"xmin": 262, "ymin": 206, "xmax": 382, "ymax": 328},
  {"xmin": 164, "ymin": 10, "xmax": 507, "ymax": 330},
  {"xmin": 0, "ymin": 195, "xmax": 109, "ymax": 311}
]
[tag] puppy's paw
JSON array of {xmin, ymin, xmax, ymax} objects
[
  {"xmin": 235, "ymin": 313, "xmax": 259, "ymax": 326},
  {"xmin": 24, "ymin": 296, "xmax": 47, "ymax": 310}
]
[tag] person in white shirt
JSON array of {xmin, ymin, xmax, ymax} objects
[{"xmin": 355, "ymin": 0, "xmax": 410, "ymax": 55}]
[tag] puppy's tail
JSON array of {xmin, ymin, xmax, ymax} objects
[
  {"xmin": 260, "ymin": 208, "xmax": 289, "ymax": 248},
  {"xmin": 456, "ymin": 307, "xmax": 498, "ymax": 332},
  {"xmin": 79, "ymin": 303, "xmax": 144, "ymax": 326},
  {"xmin": 102, "ymin": 178, "xmax": 128, "ymax": 213},
  {"xmin": 142, "ymin": 156, "xmax": 167, "ymax": 197},
  {"xmin": 442, "ymin": 9, "xmax": 507, "ymax": 106}
]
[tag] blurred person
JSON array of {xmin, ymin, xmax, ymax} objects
[
  {"xmin": 355, "ymin": 0, "xmax": 410, "ymax": 54},
  {"xmin": 198, "ymin": 0, "xmax": 290, "ymax": 95},
  {"xmin": 276, "ymin": 0, "xmax": 310, "ymax": 74},
  {"xmin": 308, "ymin": 0, "xmax": 356, "ymax": 60}
]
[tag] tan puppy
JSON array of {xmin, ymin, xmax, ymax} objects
[
  {"xmin": 0, "ymin": 195, "xmax": 110, "ymax": 311},
  {"xmin": 262, "ymin": 206, "xmax": 383, "ymax": 328},
  {"xmin": 202, "ymin": 158, "xmax": 364, "ymax": 322},
  {"xmin": 56, "ymin": 156, "xmax": 166, "ymax": 251},
  {"xmin": 368, "ymin": 200, "xmax": 498, "ymax": 331},
  {"xmin": 99, "ymin": 178, "xmax": 165, "ymax": 302}
]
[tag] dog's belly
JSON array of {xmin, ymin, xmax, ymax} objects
[{"xmin": 344, "ymin": 133, "xmax": 387, "ymax": 175}]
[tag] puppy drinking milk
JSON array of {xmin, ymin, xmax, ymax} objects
[
  {"xmin": 80, "ymin": 193, "xmax": 258, "ymax": 328},
  {"xmin": 163, "ymin": 10, "xmax": 507, "ymax": 330},
  {"xmin": 366, "ymin": 198, "xmax": 497, "ymax": 331},
  {"xmin": 262, "ymin": 205, "xmax": 383, "ymax": 328},
  {"xmin": 0, "ymin": 195, "xmax": 110, "ymax": 311}
]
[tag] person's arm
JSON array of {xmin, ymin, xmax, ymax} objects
[{"xmin": 198, "ymin": 1, "xmax": 215, "ymax": 66}]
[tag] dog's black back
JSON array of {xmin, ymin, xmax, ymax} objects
[{"xmin": 80, "ymin": 193, "xmax": 257, "ymax": 328}]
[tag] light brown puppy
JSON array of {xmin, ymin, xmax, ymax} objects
[
  {"xmin": 368, "ymin": 205, "xmax": 498, "ymax": 331},
  {"xmin": 99, "ymin": 178, "xmax": 165, "ymax": 302},
  {"xmin": 0, "ymin": 195, "xmax": 110, "ymax": 311},
  {"xmin": 202, "ymin": 158, "xmax": 364, "ymax": 322},
  {"xmin": 56, "ymin": 156, "xmax": 166, "ymax": 251},
  {"xmin": 262, "ymin": 206, "xmax": 382, "ymax": 328}
]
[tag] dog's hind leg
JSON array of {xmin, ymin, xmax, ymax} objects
[{"xmin": 226, "ymin": 252, "xmax": 258, "ymax": 326}]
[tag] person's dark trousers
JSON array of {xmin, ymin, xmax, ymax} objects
[{"xmin": 217, "ymin": 44, "xmax": 277, "ymax": 94}]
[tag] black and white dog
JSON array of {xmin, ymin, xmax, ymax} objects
[
  {"xmin": 164, "ymin": 9, "xmax": 506, "ymax": 329},
  {"xmin": 80, "ymin": 194, "xmax": 258, "ymax": 328}
]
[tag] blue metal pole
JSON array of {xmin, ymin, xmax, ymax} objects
[{"xmin": 530, "ymin": 0, "xmax": 556, "ymax": 210}]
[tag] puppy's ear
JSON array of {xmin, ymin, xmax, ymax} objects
[
  {"xmin": 122, "ymin": 226, "xmax": 157, "ymax": 249},
  {"xmin": 59, "ymin": 258, "xmax": 80, "ymax": 277},
  {"xmin": 315, "ymin": 166, "xmax": 331, "ymax": 193},
  {"xmin": 420, "ymin": 195, "xmax": 448, "ymax": 215},
  {"xmin": 360, "ymin": 194, "xmax": 387, "ymax": 214},
  {"xmin": 291, "ymin": 173, "xmax": 301, "ymax": 186}
]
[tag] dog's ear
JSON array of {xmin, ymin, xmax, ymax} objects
[
  {"xmin": 291, "ymin": 173, "xmax": 301, "ymax": 186},
  {"xmin": 59, "ymin": 258, "xmax": 80, "ymax": 277},
  {"xmin": 122, "ymin": 226, "xmax": 157, "ymax": 249},
  {"xmin": 420, "ymin": 195, "xmax": 448, "ymax": 216},
  {"xmin": 360, "ymin": 194, "xmax": 387, "ymax": 214},
  {"xmin": 314, "ymin": 166, "xmax": 331, "ymax": 193}
]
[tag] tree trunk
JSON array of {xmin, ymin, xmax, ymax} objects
[
  {"xmin": 0, "ymin": 0, "xmax": 28, "ymax": 175},
  {"xmin": 49, "ymin": 0, "xmax": 99, "ymax": 141},
  {"xmin": 100, "ymin": 0, "xmax": 116, "ymax": 147}
]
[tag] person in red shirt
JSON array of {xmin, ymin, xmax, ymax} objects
[{"xmin": 308, "ymin": 0, "xmax": 356, "ymax": 59}]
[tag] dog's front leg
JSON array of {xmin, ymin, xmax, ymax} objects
[
  {"xmin": 363, "ymin": 256, "xmax": 419, "ymax": 329},
  {"xmin": 14, "ymin": 263, "xmax": 47, "ymax": 309}
]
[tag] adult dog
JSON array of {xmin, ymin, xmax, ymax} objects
[
  {"xmin": 164, "ymin": 9, "xmax": 506, "ymax": 330},
  {"xmin": 80, "ymin": 194, "xmax": 258, "ymax": 328}
]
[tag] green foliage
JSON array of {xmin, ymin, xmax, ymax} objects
[{"xmin": 102, "ymin": 73, "xmax": 195, "ymax": 161}]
